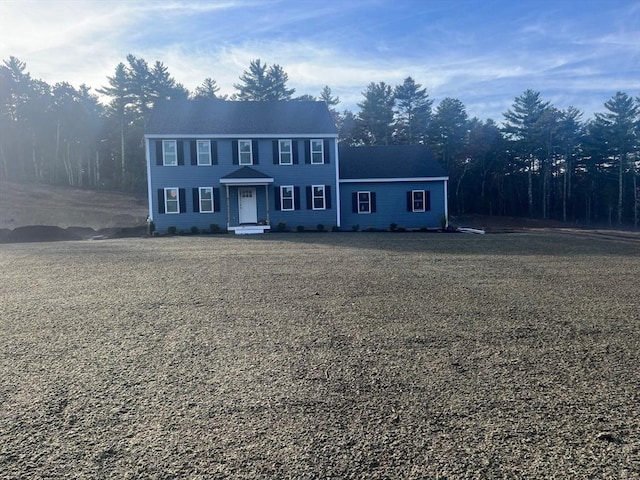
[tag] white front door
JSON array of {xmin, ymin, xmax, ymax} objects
[{"xmin": 238, "ymin": 187, "xmax": 257, "ymax": 224}]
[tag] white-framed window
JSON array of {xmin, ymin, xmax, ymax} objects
[
  {"xmin": 199, "ymin": 187, "xmax": 213, "ymax": 213},
  {"xmin": 358, "ymin": 191, "xmax": 371, "ymax": 213},
  {"xmin": 163, "ymin": 140, "xmax": 177, "ymax": 166},
  {"xmin": 197, "ymin": 140, "xmax": 211, "ymax": 166},
  {"xmin": 238, "ymin": 139, "xmax": 252, "ymax": 165},
  {"xmin": 164, "ymin": 187, "xmax": 180, "ymax": 213},
  {"xmin": 312, "ymin": 185, "xmax": 326, "ymax": 210},
  {"xmin": 310, "ymin": 139, "xmax": 324, "ymax": 164},
  {"xmin": 412, "ymin": 190, "xmax": 426, "ymax": 212},
  {"xmin": 279, "ymin": 139, "xmax": 292, "ymax": 165},
  {"xmin": 280, "ymin": 186, "xmax": 294, "ymax": 211}
]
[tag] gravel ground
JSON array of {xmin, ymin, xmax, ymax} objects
[{"xmin": 1, "ymin": 232, "xmax": 639, "ymax": 479}]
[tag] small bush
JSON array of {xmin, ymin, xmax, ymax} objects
[
  {"xmin": 296, "ymin": 225, "xmax": 305, "ymax": 232},
  {"xmin": 167, "ymin": 226, "xmax": 177, "ymax": 235},
  {"xmin": 397, "ymin": 226, "xmax": 406, "ymax": 232},
  {"xmin": 365, "ymin": 226, "xmax": 375, "ymax": 232},
  {"xmin": 276, "ymin": 222, "xmax": 286, "ymax": 232},
  {"xmin": 317, "ymin": 224, "xmax": 325, "ymax": 232},
  {"xmin": 352, "ymin": 224, "xmax": 360, "ymax": 232},
  {"xmin": 190, "ymin": 226, "xmax": 199, "ymax": 234},
  {"xmin": 440, "ymin": 216, "xmax": 448, "ymax": 229},
  {"xmin": 331, "ymin": 225, "xmax": 340, "ymax": 232},
  {"xmin": 390, "ymin": 223, "xmax": 398, "ymax": 231},
  {"xmin": 210, "ymin": 223, "xmax": 220, "ymax": 233}
]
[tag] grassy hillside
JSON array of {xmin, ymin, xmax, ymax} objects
[{"xmin": 0, "ymin": 181, "xmax": 148, "ymax": 230}]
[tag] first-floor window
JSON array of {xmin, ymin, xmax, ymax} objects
[
  {"xmin": 412, "ymin": 190, "xmax": 425, "ymax": 212},
  {"xmin": 199, "ymin": 187, "xmax": 213, "ymax": 213},
  {"xmin": 312, "ymin": 185, "xmax": 325, "ymax": 210},
  {"xmin": 280, "ymin": 186, "xmax": 294, "ymax": 211},
  {"xmin": 165, "ymin": 187, "xmax": 179, "ymax": 213},
  {"xmin": 358, "ymin": 191, "xmax": 371, "ymax": 213}
]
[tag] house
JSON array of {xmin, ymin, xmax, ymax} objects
[
  {"xmin": 338, "ymin": 145, "xmax": 448, "ymax": 231},
  {"xmin": 145, "ymin": 100, "xmax": 448, "ymax": 233}
]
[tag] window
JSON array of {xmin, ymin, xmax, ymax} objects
[
  {"xmin": 280, "ymin": 186, "xmax": 294, "ymax": 211},
  {"xmin": 239, "ymin": 140, "xmax": 252, "ymax": 165},
  {"xmin": 358, "ymin": 191, "xmax": 371, "ymax": 213},
  {"xmin": 412, "ymin": 190, "xmax": 426, "ymax": 212},
  {"xmin": 163, "ymin": 140, "xmax": 177, "ymax": 166},
  {"xmin": 197, "ymin": 140, "xmax": 211, "ymax": 166},
  {"xmin": 199, "ymin": 187, "xmax": 213, "ymax": 213},
  {"xmin": 312, "ymin": 185, "xmax": 325, "ymax": 210},
  {"xmin": 164, "ymin": 187, "xmax": 180, "ymax": 213},
  {"xmin": 310, "ymin": 139, "xmax": 324, "ymax": 164},
  {"xmin": 279, "ymin": 140, "xmax": 292, "ymax": 165}
]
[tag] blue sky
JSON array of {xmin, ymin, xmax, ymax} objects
[{"xmin": 1, "ymin": 0, "xmax": 638, "ymax": 121}]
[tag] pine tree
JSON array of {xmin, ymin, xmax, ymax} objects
[
  {"xmin": 394, "ymin": 77, "xmax": 431, "ymax": 144},
  {"xmin": 356, "ymin": 82, "xmax": 395, "ymax": 145}
]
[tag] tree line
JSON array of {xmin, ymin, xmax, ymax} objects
[{"xmin": 1, "ymin": 55, "xmax": 638, "ymax": 226}]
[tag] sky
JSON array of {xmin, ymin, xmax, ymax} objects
[{"xmin": 1, "ymin": 0, "xmax": 639, "ymax": 122}]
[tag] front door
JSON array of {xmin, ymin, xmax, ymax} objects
[{"xmin": 238, "ymin": 187, "xmax": 257, "ymax": 224}]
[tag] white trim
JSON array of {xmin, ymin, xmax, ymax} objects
[
  {"xmin": 219, "ymin": 178, "xmax": 273, "ymax": 185},
  {"xmin": 334, "ymin": 140, "xmax": 341, "ymax": 227},
  {"xmin": 340, "ymin": 176, "xmax": 449, "ymax": 183},
  {"xmin": 163, "ymin": 140, "xmax": 178, "ymax": 166},
  {"xmin": 312, "ymin": 184, "xmax": 326, "ymax": 210},
  {"xmin": 145, "ymin": 133, "xmax": 338, "ymax": 139},
  {"xmin": 238, "ymin": 139, "xmax": 253, "ymax": 165},
  {"xmin": 411, "ymin": 190, "xmax": 426, "ymax": 212},
  {"xmin": 310, "ymin": 139, "xmax": 324, "ymax": 164},
  {"xmin": 197, "ymin": 140, "xmax": 212, "ymax": 166},
  {"xmin": 164, "ymin": 187, "xmax": 180, "ymax": 214},
  {"xmin": 444, "ymin": 179, "xmax": 449, "ymax": 227},
  {"xmin": 145, "ymin": 138, "xmax": 153, "ymax": 220},
  {"xmin": 199, "ymin": 187, "xmax": 214, "ymax": 213},
  {"xmin": 357, "ymin": 191, "xmax": 371, "ymax": 214},
  {"xmin": 279, "ymin": 139, "xmax": 293, "ymax": 165},
  {"xmin": 280, "ymin": 185, "xmax": 294, "ymax": 211}
]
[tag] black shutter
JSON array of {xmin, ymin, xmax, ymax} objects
[
  {"xmin": 192, "ymin": 188, "xmax": 199, "ymax": 212},
  {"xmin": 325, "ymin": 185, "xmax": 332, "ymax": 209},
  {"xmin": 213, "ymin": 188, "xmax": 221, "ymax": 212},
  {"xmin": 306, "ymin": 186, "xmax": 312, "ymax": 209},
  {"xmin": 177, "ymin": 141, "xmax": 184, "ymax": 165},
  {"xmin": 252, "ymin": 140, "xmax": 259, "ymax": 164},
  {"xmin": 190, "ymin": 141, "xmax": 197, "ymax": 165},
  {"xmin": 232, "ymin": 140, "xmax": 239, "ymax": 165},
  {"xmin": 371, "ymin": 192, "xmax": 377, "ymax": 213},
  {"xmin": 324, "ymin": 139, "xmax": 331, "ymax": 164},
  {"xmin": 158, "ymin": 189, "xmax": 165, "ymax": 213},
  {"xmin": 292, "ymin": 140, "xmax": 299, "ymax": 164},
  {"xmin": 352, "ymin": 192, "xmax": 358, "ymax": 213},
  {"xmin": 294, "ymin": 186, "xmax": 300, "ymax": 210},
  {"xmin": 210, "ymin": 141, "xmax": 218, "ymax": 165},
  {"xmin": 273, "ymin": 141, "xmax": 279, "ymax": 164},
  {"xmin": 304, "ymin": 140, "xmax": 311, "ymax": 164},
  {"xmin": 407, "ymin": 191, "xmax": 413, "ymax": 212},
  {"xmin": 425, "ymin": 190, "xmax": 431, "ymax": 211},
  {"xmin": 274, "ymin": 187, "xmax": 281, "ymax": 210},
  {"xmin": 179, "ymin": 188, "xmax": 186, "ymax": 213},
  {"xmin": 156, "ymin": 141, "xmax": 163, "ymax": 165}
]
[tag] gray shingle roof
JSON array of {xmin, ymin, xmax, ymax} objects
[
  {"xmin": 338, "ymin": 145, "xmax": 447, "ymax": 179},
  {"xmin": 147, "ymin": 99, "xmax": 338, "ymax": 135},
  {"xmin": 221, "ymin": 166, "xmax": 273, "ymax": 180}
]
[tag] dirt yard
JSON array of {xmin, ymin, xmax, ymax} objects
[{"xmin": 0, "ymin": 232, "xmax": 638, "ymax": 478}]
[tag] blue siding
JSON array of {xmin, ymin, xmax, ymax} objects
[
  {"xmin": 149, "ymin": 138, "xmax": 339, "ymax": 233},
  {"xmin": 339, "ymin": 180, "xmax": 447, "ymax": 230}
]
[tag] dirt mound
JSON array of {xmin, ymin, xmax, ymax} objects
[{"xmin": 4, "ymin": 225, "xmax": 82, "ymax": 243}]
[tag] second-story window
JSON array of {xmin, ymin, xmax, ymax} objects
[
  {"xmin": 197, "ymin": 140, "xmax": 211, "ymax": 166},
  {"xmin": 239, "ymin": 140, "xmax": 252, "ymax": 165},
  {"xmin": 279, "ymin": 140, "xmax": 292, "ymax": 165},
  {"xmin": 163, "ymin": 140, "xmax": 177, "ymax": 166},
  {"xmin": 310, "ymin": 139, "xmax": 324, "ymax": 164}
]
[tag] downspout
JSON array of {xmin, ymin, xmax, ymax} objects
[
  {"xmin": 145, "ymin": 137, "xmax": 153, "ymax": 221},
  {"xmin": 334, "ymin": 137, "xmax": 341, "ymax": 227}
]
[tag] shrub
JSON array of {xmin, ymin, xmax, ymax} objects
[
  {"xmin": 352, "ymin": 224, "xmax": 360, "ymax": 232},
  {"xmin": 365, "ymin": 226, "xmax": 375, "ymax": 232},
  {"xmin": 331, "ymin": 225, "xmax": 340, "ymax": 232},
  {"xmin": 397, "ymin": 226, "xmax": 406, "ymax": 232},
  {"xmin": 167, "ymin": 226, "xmax": 177, "ymax": 235},
  {"xmin": 296, "ymin": 225, "xmax": 305, "ymax": 232},
  {"xmin": 190, "ymin": 226, "xmax": 199, "ymax": 234},
  {"xmin": 440, "ymin": 215, "xmax": 448, "ymax": 230},
  {"xmin": 209, "ymin": 223, "xmax": 220, "ymax": 233},
  {"xmin": 276, "ymin": 222, "xmax": 286, "ymax": 232},
  {"xmin": 390, "ymin": 223, "xmax": 398, "ymax": 231},
  {"xmin": 317, "ymin": 224, "xmax": 325, "ymax": 232}
]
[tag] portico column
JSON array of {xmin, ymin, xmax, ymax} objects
[
  {"xmin": 225, "ymin": 185, "xmax": 230, "ymax": 228},
  {"xmin": 265, "ymin": 184, "xmax": 270, "ymax": 225}
]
